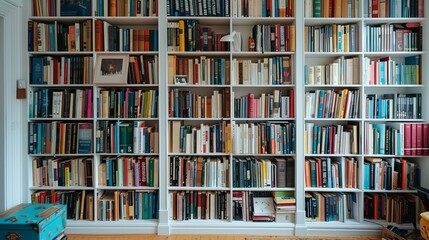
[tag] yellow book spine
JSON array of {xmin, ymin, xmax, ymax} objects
[{"xmin": 178, "ymin": 20, "xmax": 185, "ymax": 52}]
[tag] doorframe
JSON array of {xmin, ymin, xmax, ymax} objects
[{"xmin": 0, "ymin": 0, "xmax": 25, "ymax": 211}]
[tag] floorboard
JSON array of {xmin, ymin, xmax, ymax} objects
[{"xmin": 66, "ymin": 234, "xmax": 381, "ymax": 240}]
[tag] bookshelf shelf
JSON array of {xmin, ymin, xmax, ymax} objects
[
  {"xmin": 94, "ymin": 16, "xmax": 158, "ymax": 25},
  {"xmin": 363, "ymin": 118, "xmax": 425, "ymax": 122},
  {"xmin": 304, "ymin": 18, "xmax": 362, "ymax": 25},
  {"xmin": 28, "ymin": 51, "xmax": 94, "ymax": 55},
  {"xmin": 30, "ymin": 186, "xmax": 95, "ymax": 190},
  {"xmin": 168, "ymin": 187, "xmax": 230, "ymax": 191},
  {"xmin": 232, "ymin": 187, "xmax": 296, "ymax": 191},
  {"xmin": 305, "ymin": 188, "xmax": 361, "ymax": 193},
  {"xmin": 304, "ymin": 52, "xmax": 363, "ymax": 57},
  {"xmin": 305, "ymin": 84, "xmax": 361, "ymax": 88},
  {"xmin": 231, "ymin": 17, "xmax": 295, "ymax": 25},
  {"xmin": 97, "ymin": 186, "xmax": 159, "ymax": 190},
  {"xmin": 363, "ymin": 51, "xmax": 425, "ymax": 57},
  {"xmin": 304, "ymin": 118, "xmax": 362, "ymax": 121},
  {"xmin": 363, "ymin": 17, "xmax": 426, "ymax": 24},
  {"xmin": 231, "ymin": 52, "xmax": 295, "ymax": 57},
  {"xmin": 363, "ymin": 189, "xmax": 417, "ymax": 193}
]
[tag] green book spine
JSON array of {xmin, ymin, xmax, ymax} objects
[{"xmin": 313, "ymin": 0, "xmax": 322, "ymax": 17}]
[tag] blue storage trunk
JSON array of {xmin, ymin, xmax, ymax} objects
[{"xmin": 0, "ymin": 203, "xmax": 66, "ymax": 240}]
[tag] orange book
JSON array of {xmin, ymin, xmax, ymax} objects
[
  {"xmin": 86, "ymin": 19, "xmax": 92, "ymax": 51},
  {"xmin": 68, "ymin": 25, "xmax": 76, "ymax": 51},
  {"xmin": 132, "ymin": 29, "xmax": 138, "ymax": 51},
  {"xmin": 305, "ymin": 160, "xmax": 311, "ymax": 188},
  {"xmin": 144, "ymin": 29, "xmax": 150, "ymax": 51},
  {"xmin": 109, "ymin": 0, "xmax": 117, "ymax": 16},
  {"xmin": 138, "ymin": 29, "xmax": 145, "ymax": 51},
  {"xmin": 94, "ymin": 20, "xmax": 104, "ymax": 51}
]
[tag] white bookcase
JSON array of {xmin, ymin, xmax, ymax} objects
[{"xmin": 22, "ymin": 0, "xmax": 429, "ymax": 236}]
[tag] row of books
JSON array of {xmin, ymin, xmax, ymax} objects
[
  {"xmin": 169, "ymin": 121, "xmax": 229, "ymax": 154},
  {"xmin": 95, "ymin": 20, "xmax": 158, "ymax": 51},
  {"xmin": 233, "ymin": 191, "xmax": 296, "ymax": 222},
  {"xmin": 167, "ymin": 0, "xmax": 229, "ymax": 16},
  {"xmin": 169, "ymin": 156, "xmax": 228, "ymax": 187},
  {"xmin": 30, "ymin": 56, "xmax": 93, "ymax": 85},
  {"xmin": 127, "ymin": 55, "xmax": 159, "ymax": 84},
  {"xmin": 168, "ymin": 88, "xmax": 230, "ymax": 118},
  {"xmin": 98, "ymin": 89, "xmax": 158, "ymax": 118},
  {"xmin": 32, "ymin": 190, "xmax": 94, "ymax": 220},
  {"xmin": 364, "ymin": 0, "xmax": 424, "ymax": 18},
  {"xmin": 365, "ymin": 23, "xmax": 422, "ymax": 52},
  {"xmin": 96, "ymin": 121, "xmax": 158, "ymax": 154},
  {"xmin": 364, "ymin": 55, "xmax": 421, "ymax": 85},
  {"xmin": 251, "ymin": 24, "xmax": 296, "ymax": 53},
  {"xmin": 29, "ymin": 88, "xmax": 93, "ymax": 119},
  {"xmin": 168, "ymin": 20, "xmax": 228, "ymax": 52},
  {"xmin": 168, "ymin": 56, "xmax": 229, "ymax": 85},
  {"xmin": 99, "ymin": 156, "xmax": 159, "ymax": 187},
  {"xmin": 305, "ymin": 192, "xmax": 358, "ymax": 222},
  {"xmin": 305, "ymin": 24, "xmax": 359, "ymax": 52},
  {"xmin": 98, "ymin": 190, "xmax": 158, "ymax": 221},
  {"xmin": 233, "ymin": 90, "xmax": 294, "ymax": 119},
  {"xmin": 304, "ymin": 57, "xmax": 359, "ymax": 85},
  {"xmin": 96, "ymin": 0, "xmax": 158, "ymax": 16},
  {"xmin": 232, "ymin": 0, "xmax": 294, "ymax": 17},
  {"xmin": 305, "ymin": 157, "xmax": 357, "ymax": 189},
  {"xmin": 305, "ymin": 0, "xmax": 359, "ymax": 18},
  {"xmin": 364, "ymin": 193, "xmax": 420, "ymax": 225},
  {"xmin": 28, "ymin": 122, "xmax": 93, "ymax": 154},
  {"xmin": 28, "ymin": 20, "xmax": 92, "ymax": 52},
  {"xmin": 232, "ymin": 157, "xmax": 294, "ymax": 188},
  {"xmin": 305, "ymin": 89, "xmax": 360, "ymax": 119},
  {"xmin": 33, "ymin": 0, "xmax": 91, "ymax": 17},
  {"xmin": 231, "ymin": 56, "xmax": 293, "ymax": 85},
  {"xmin": 363, "ymin": 157, "xmax": 420, "ymax": 190},
  {"xmin": 32, "ymin": 157, "xmax": 93, "ymax": 187},
  {"xmin": 364, "ymin": 122, "xmax": 429, "ymax": 156},
  {"xmin": 304, "ymin": 123, "xmax": 358, "ymax": 155},
  {"xmin": 170, "ymin": 191, "xmax": 229, "ymax": 221},
  {"xmin": 232, "ymin": 121, "xmax": 296, "ymax": 154},
  {"xmin": 366, "ymin": 93, "xmax": 422, "ymax": 119}
]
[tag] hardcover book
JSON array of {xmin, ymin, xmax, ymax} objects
[{"xmin": 60, "ymin": 0, "xmax": 91, "ymax": 16}]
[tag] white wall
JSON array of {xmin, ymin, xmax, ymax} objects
[
  {"xmin": 0, "ymin": 16, "xmax": 4, "ymax": 213},
  {"xmin": 0, "ymin": 0, "xmax": 25, "ymax": 211}
]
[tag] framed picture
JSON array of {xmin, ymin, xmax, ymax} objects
[
  {"xmin": 94, "ymin": 54, "xmax": 129, "ymax": 85},
  {"xmin": 175, "ymin": 75, "xmax": 189, "ymax": 85}
]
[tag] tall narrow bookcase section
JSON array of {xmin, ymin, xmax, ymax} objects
[{"xmin": 28, "ymin": 0, "xmax": 161, "ymax": 229}]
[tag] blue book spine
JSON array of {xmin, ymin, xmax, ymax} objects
[
  {"xmin": 31, "ymin": 57, "xmax": 45, "ymax": 84},
  {"xmin": 313, "ymin": 125, "xmax": 318, "ymax": 154},
  {"xmin": 49, "ymin": 24, "xmax": 55, "ymax": 51},
  {"xmin": 324, "ymin": 127, "xmax": 329, "ymax": 154},
  {"xmin": 220, "ymin": 58, "xmax": 226, "ymax": 85},
  {"xmin": 364, "ymin": 163, "xmax": 370, "ymax": 189},
  {"xmin": 317, "ymin": 90, "xmax": 324, "ymax": 118},
  {"xmin": 327, "ymin": 157, "xmax": 332, "ymax": 188},
  {"xmin": 130, "ymin": 0, "xmax": 135, "ymax": 16},
  {"xmin": 115, "ymin": 122, "xmax": 120, "ymax": 153}
]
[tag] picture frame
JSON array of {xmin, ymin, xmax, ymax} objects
[
  {"xmin": 94, "ymin": 54, "xmax": 129, "ymax": 85},
  {"xmin": 175, "ymin": 75, "xmax": 189, "ymax": 85}
]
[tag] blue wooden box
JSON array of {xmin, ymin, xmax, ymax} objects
[{"xmin": 0, "ymin": 203, "xmax": 66, "ymax": 240}]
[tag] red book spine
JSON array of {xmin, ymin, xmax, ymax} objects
[
  {"xmin": 411, "ymin": 123, "xmax": 417, "ymax": 155},
  {"xmin": 416, "ymin": 123, "xmax": 423, "ymax": 155},
  {"xmin": 371, "ymin": 0, "xmax": 379, "ymax": 17},
  {"xmin": 403, "ymin": 124, "xmax": 412, "ymax": 156},
  {"xmin": 423, "ymin": 123, "xmax": 429, "ymax": 155},
  {"xmin": 248, "ymin": 93, "xmax": 256, "ymax": 118}
]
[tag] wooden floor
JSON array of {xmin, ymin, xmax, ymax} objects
[{"xmin": 67, "ymin": 235, "xmax": 381, "ymax": 240}]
